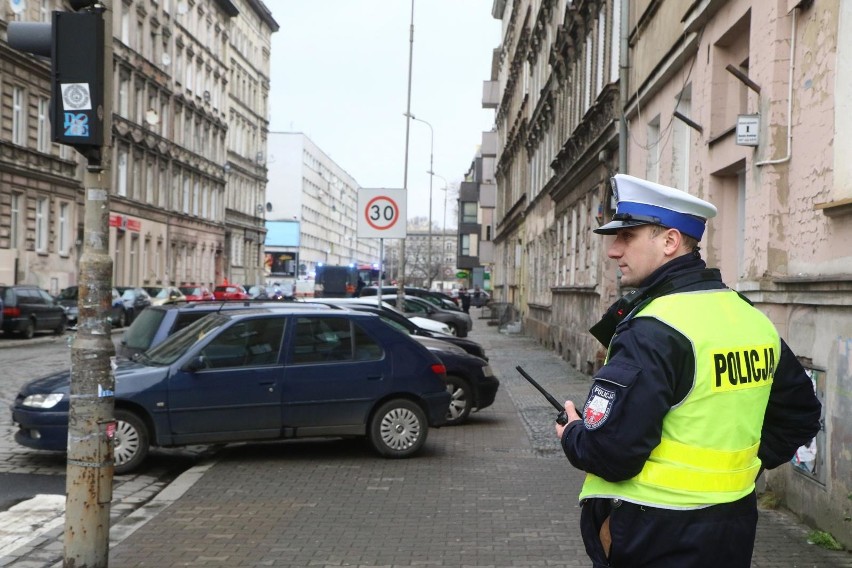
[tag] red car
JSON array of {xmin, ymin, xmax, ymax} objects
[
  {"xmin": 179, "ymin": 286, "xmax": 215, "ymax": 301},
  {"xmin": 213, "ymin": 284, "xmax": 250, "ymax": 300}
]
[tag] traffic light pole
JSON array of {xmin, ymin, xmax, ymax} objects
[
  {"xmin": 10, "ymin": 1, "xmax": 118, "ymax": 563},
  {"xmin": 63, "ymin": 3, "xmax": 115, "ymax": 567}
]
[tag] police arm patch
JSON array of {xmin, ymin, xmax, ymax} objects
[{"xmin": 583, "ymin": 384, "xmax": 616, "ymax": 430}]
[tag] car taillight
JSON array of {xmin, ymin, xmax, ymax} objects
[
  {"xmin": 431, "ymin": 363, "xmax": 446, "ymax": 376},
  {"xmin": 3, "ymin": 307, "xmax": 20, "ymax": 317}
]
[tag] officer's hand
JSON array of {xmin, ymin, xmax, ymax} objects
[{"xmin": 555, "ymin": 400, "xmax": 582, "ymax": 438}]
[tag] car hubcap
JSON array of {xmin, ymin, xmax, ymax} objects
[
  {"xmin": 379, "ymin": 407, "xmax": 421, "ymax": 450},
  {"xmin": 113, "ymin": 420, "xmax": 140, "ymax": 466},
  {"xmin": 447, "ymin": 384, "xmax": 467, "ymax": 420}
]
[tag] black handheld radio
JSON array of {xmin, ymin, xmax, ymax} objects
[{"xmin": 516, "ymin": 365, "xmax": 570, "ymax": 426}]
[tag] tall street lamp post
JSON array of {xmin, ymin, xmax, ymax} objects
[
  {"xmin": 403, "ymin": 112, "xmax": 435, "ymax": 287},
  {"xmin": 432, "ymin": 172, "xmax": 449, "ymax": 286}
]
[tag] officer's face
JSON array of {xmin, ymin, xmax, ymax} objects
[{"xmin": 607, "ymin": 225, "xmax": 669, "ymax": 287}]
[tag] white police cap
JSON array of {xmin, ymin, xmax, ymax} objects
[{"xmin": 594, "ymin": 174, "xmax": 717, "ymax": 240}]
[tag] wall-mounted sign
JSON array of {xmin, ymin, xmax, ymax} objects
[{"xmin": 736, "ymin": 114, "xmax": 760, "ymax": 146}]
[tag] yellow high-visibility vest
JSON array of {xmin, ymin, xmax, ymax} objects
[{"xmin": 579, "ymin": 289, "xmax": 780, "ymax": 509}]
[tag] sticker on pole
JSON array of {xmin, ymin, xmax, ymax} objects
[{"xmin": 357, "ymin": 188, "xmax": 407, "ymax": 239}]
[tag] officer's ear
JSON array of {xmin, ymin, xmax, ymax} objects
[{"xmin": 663, "ymin": 228, "xmax": 685, "ymax": 255}]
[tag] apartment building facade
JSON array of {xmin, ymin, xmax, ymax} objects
[
  {"xmin": 265, "ymin": 132, "xmax": 380, "ymax": 278},
  {"xmin": 0, "ymin": 0, "xmax": 275, "ymax": 292},
  {"xmin": 487, "ymin": 0, "xmax": 850, "ymax": 545}
]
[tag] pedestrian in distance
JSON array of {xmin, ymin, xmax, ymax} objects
[
  {"xmin": 554, "ymin": 174, "xmax": 821, "ymax": 568},
  {"xmin": 460, "ymin": 287, "xmax": 471, "ymax": 313}
]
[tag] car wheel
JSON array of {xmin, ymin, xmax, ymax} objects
[
  {"xmin": 369, "ymin": 399, "xmax": 428, "ymax": 458},
  {"xmin": 444, "ymin": 375, "xmax": 473, "ymax": 426},
  {"xmin": 113, "ymin": 409, "xmax": 150, "ymax": 475},
  {"xmin": 447, "ymin": 323, "xmax": 460, "ymax": 337},
  {"xmin": 54, "ymin": 319, "xmax": 66, "ymax": 335},
  {"xmin": 21, "ymin": 319, "xmax": 35, "ymax": 339}
]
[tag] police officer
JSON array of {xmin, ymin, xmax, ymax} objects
[{"xmin": 555, "ymin": 174, "xmax": 821, "ymax": 568}]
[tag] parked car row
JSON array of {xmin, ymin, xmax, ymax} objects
[{"xmin": 11, "ymin": 298, "xmax": 499, "ymax": 473}]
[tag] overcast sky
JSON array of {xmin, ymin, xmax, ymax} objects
[{"xmin": 266, "ymin": 1, "xmax": 501, "ymax": 227}]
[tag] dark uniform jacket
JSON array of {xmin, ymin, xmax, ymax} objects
[{"xmin": 562, "ymin": 253, "xmax": 822, "ymax": 484}]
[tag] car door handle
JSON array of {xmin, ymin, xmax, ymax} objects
[{"xmin": 366, "ymin": 375, "xmax": 383, "ymax": 381}]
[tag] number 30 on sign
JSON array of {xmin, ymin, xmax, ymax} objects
[{"xmin": 357, "ymin": 188, "xmax": 407, "ymax": 239}]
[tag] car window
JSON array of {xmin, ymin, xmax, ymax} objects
[
  {"xmin": 173, "ymin": 311, "xmax": 215, "ymax": 334},
  {"xmin": 144, "ymin": 313, "xmax": 229, "ymax": 366},
  {"xmin": 38, "ymin": 290, "xmax": 55, "ymax": 303},
  {"xmin": 403, "ymin": 299, "xmax": 427, "ymax": 314},
  {"xmin": 58, "ymin": 287, "xmax": 77, "ymax": 300},
  {"xmin": 199, "ymin": 316, "xmax": 286, "ymax": 368},
  {"xmin": 291, "ymin": 316, "xmax": 355, "ymax": 364},
  {"xmin": 123, "ymin": 308, "xmax": 168, "ymax": 351},
  {"xmin": 24, "ymin": 289, "xmax": 44, "ymax": 304}
]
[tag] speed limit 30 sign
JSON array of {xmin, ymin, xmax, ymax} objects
[{"xmin": 357, "ymin": 188, "xmax": 407, "ymax": 239}]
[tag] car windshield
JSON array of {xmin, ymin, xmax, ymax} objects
[
  {"xmin": 121, "ymin": 289, "xmax": 138, "ymax": 300},
  {"xmin": 180, "ymin": 287, "xmax": 198, "ymax": 296},
  {"xmin": 376, "ymin": 314, "xmax": 411, "ymax": 335},
  {"xmin": 57, "ymin": 287, "xmax": 77, "ymax": 300},
  {"xmin": 152, "ymin": 288, "xmax": 171, "ymax": 299},
  {"xmin": 122, "ymin": 308, "xmax": 167, "ymax": 351},
  {"xmin": 142, "ymin": 313, "xmax": 230, "ymax": 366}
]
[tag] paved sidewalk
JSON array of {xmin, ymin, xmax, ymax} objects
[{"xmin": 4, "ymin": 311, "xmax": 851, "ymax": 567}]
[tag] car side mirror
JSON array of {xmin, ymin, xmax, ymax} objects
[{"xmin": 183, "ymin": 355, "xmax": 207, "ymax": 373}]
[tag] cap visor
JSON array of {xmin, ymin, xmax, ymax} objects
[{"xmin": 593, "ymin": 219, "xmax": 653, "ymax": 235}]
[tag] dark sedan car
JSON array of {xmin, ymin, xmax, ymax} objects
[
  {"xmin": 12, "ymin": 308, "xmax": 451, "ymax": 473},
  {"xmin": 56, "ymin": 285, "xmax": 79, "ymax": 327},
  {"xmin": 311, "ymin": 298, "xmax": 498, "ymax": 425},
  {"xmin": 380, "ymin": 294, "xmax": 473, "ymax": 337},
  {"xmin": 1, "ymin": 285, "xmax": 66, "ymax": 338},
  {"xmin": 310, "ymin": 297, "xmax": 487, "ymax": 359},
  {"xmin": 116, "ymin": 287, "xmax": 153, "ymax": 325}
]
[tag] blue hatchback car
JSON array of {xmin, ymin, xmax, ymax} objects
[{"xmin": 12, "ymin": 307, "xmax": 451, "ymax": 473}]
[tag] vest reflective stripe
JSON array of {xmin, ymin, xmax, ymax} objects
[
  {"xmin": 652, "ymin": 438, "xmax": 760, "ymax": 471},
  {"xmin": 580, "ymin": 290, "xmax": 779, "ymax": 508},
  {"xmin": 635, "ymin": 458, "xmax": 762, "ymax": 493}
]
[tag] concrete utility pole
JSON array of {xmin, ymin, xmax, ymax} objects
[{"xmin": 64, "ymin": 3, "xmax": 115, "ymax": 566}]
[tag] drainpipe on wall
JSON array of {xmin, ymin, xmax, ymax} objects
[{"xmin": 756, "ymin": 7, "xmax": 797, "ymax": 167}]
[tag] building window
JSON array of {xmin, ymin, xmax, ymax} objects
[
  {"xmin": 460, "ymin": 234, "xmax": 471, "ymax": 256},
  {"xmin": 10, "ymin": 193, "xmax": 22, "ymax": 249},
  {"xmin": 646, "ymin": 116, "xmax": 661, "ymax": 183},
  {"xmin": 461, "ymin": 202, "xmax": 478, "ymax": 224},
  {"xmin": 58, "ymin": 202, "xmax": 69, "ymax": 255},
  {"xmin": 37, "ymin": 97, "xmax": 51, "ymax": 153},
  {"xmin": 232, "ymin": 236, "xmax": 244, "ymax": 267},
  {"xmin": 118, "ymin": 73, "xmax": 130, "ymax": 117},
  {"xmin": 120, "ymin": 1, "xmax": 130, "ymax": 44},
  {"xmin": 117, "ymin": 149, "xmax": 128, "ymax": 196},
  {"xmin": 130, "ymin": 235, "xmax": 139, "ymax": 284},
  {"xmin": 12, "ymin": 87, "xmax": 26, "ymax": 146},
  {"xmin": 182, "ymin": 177, "xmax": 190, "ymax": 214},
  {"xmin": 192, "ymin": 181, "xmax": 199, "ymax": 216},
  {"xmin": 36, "ymin": 197, "xmax": 49, "ymax": 252}
]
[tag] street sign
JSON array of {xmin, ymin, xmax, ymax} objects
[{"xmin": 357, "ymin": 188, "xmax": 407, "ymax": 239}]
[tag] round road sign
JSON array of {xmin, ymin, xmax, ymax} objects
[{"xmin": 365, "ymin": 195, "xmax": 400, "ymax": 231}]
